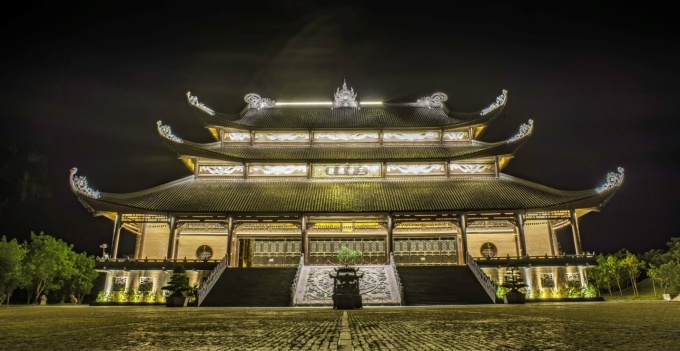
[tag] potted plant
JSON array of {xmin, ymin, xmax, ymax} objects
[
  {"xmin": 337, "ymin": 246, "xmax": 362, "ymax": 267},
  {"xmin": 161, "ymin": 265, "xmax": 192, "ymax": 307},
  {"xmin": 501, "ymin": 265, "xmax": 528, "ymax": 304}
]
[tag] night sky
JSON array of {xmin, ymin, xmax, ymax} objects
[{"xmin": 1, "ymin": 2, "xmax": 678, "ymax": 257}]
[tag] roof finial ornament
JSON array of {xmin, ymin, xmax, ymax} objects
[
  {"xmin": 596, "ymin": 167, "xmax": 625, "ymax": 193},
  {"xmin": 507, "ymin": 119, "xmax": 534, "ymax": 143},
  {"xmin": 69, "ymin": 168, "xmax": 100, "ymax": 199},
  {"xmin": 156, "ymin": 120, "xmax": 183, "ymax": 143},
  {"xmin": 333, "ymin": 78, "xmax": 359, "ymax": 108},
  {"xmin": 481, "ymin": 89, "xmax": 508, "ymax": 115},
  {"xmin": 244, "ymin": 93, "xmax": 276, "ymax": 109},
  {"xmin": 416, "ymin": 92, "xmax": 448, "ymax": 108},
  {"xmin": 186, "ymin": 91, "xmax": 215, "ymax": 116}
]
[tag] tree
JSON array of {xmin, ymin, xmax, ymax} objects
[
  {"xmin": 595, "ymin": 254, "xmax": 614, "ymax": 297},
  {"xmin": 607, "ymin": 253, "xmax": 625, "ymax": 296},
  {"xmin": 0, "ymin": 236, "xmax": 29, "ymax": 304},
  {"xmin": 641, "ymin": 248, "xmax": 665, "ymax": 296},
  {"xmin": 24, "ymin": 232, "xmax": 76, "ymax": 304},
  {"xmin": 648, "ymin": 263, "xmax": 680, "ymax": 294},
  {"xmin": 67, "ymin": 252, "xmax": 98, "ymax": 304},
  {"xmin": 619, "ymin": 250, "xmax": 644, "ymax": 297},
  {"xmin": 646, "ymin": 237, "xmax": 680, "ymax": 295}
]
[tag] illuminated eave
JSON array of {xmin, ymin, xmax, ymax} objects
[{"xmin": 274, "ymin": 101, "xmax": 383, "ymax": 106}]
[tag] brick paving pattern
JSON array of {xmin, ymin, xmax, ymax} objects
[{"xmin": 1, "ymin": 301, "xmax": 678, "ymax": 350}]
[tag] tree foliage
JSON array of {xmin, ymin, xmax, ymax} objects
[
  {"xmin": 0, "ymin": 236, "xmax": 29, "ymax": 304},
  {"xmin": 588, "ymin": 237, "xmax": 680, "ymax": 298},
  {"xmin": 0, "ymin": 232, "xmax": 98, "ymax": 304},
  {"xmin": 336, "ymin": 246, "xmax": 362, "ymax": 266}
]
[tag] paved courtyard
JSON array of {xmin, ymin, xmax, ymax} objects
[{"xmin": 0, "ymin": 301, "xmax": 678, "ymax": 350}]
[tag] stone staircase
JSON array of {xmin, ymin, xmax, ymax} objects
[
  {"xmin": 397, "ymin": 266, "xmax": 496, "ymax": 305},
  {"xmin": 198, "ymin": 267, "xmax": 298, "ymax": 307}
]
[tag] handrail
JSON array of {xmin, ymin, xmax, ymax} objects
[
  {"xmin": 466, "ymin": 252, "xmax": 497, "ymax": 303},
  {"xmin": 390, "ymin": 253, "xmax": 404, "ymax": 305},
  {"xmin": 197, "ymin": 254, "xmax": 230, "ymax": 306},
  {"xmin": 290, "ymin": 254, "xmax": 305, "ymax": 306}
]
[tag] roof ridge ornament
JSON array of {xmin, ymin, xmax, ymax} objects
[
  {"xmin": 244, "ymin": 93, "xmax": 276, "ymax": 109},
  {"xmin": 481, "ymin": 89, "xmax": 508, "ymax": 115},
  {"xmin": 69, "ymin": 168, "xmax": 100, "ymax": 199},
  {"xmin": 507, "ymin": 119, "xmax": 534, "ymax": 143},
  {"xmin": 333, "ymin": 78, "xmax": 359, "ymax": 108},
  {"xmin": 596, "ymin": 167, "xmax": 625, "ymax": 193},
  {"xmin": 186, "ymin": 91, "xmax": 215, "ymax": 116},
  {"xmin": 157, "ymin": 120, "xmax": 183, "ymax": 143},
  {"xmin": 416, "ymin": 92, "xmax": 448, "ymax": 108}
]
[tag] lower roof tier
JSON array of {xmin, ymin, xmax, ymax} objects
[{"xmin": 72, "ymin": 171, "xmax": 621, "ymax": 215}]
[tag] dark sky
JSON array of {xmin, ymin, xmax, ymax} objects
[{"xmin": 1, "ymin": 1, "xmax": 678, "ymax": 256}]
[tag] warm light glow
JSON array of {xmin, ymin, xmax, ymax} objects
[
  {"xmin": 182, "ymin": 158, "xmax": 195, "ymax": 172},
  {"xmin": 275, "ymin": 102, "xmax": 332, "ymax": 106},
  {"xmin": 274, "ymin": 101, "xmax": 382, "ymax": 106},
  {"xmin": 208, "ymin": 128, "xmax": 219, "ymax": 141}
]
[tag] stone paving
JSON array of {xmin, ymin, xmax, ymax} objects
[{"xmin": 0, "ymin": 301, "xmax": 678, "ymax": 350}]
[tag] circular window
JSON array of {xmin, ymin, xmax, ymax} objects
[
  {"xmin": 480, "ymin": 242, "xmax": 498, "ymax": 258},
  {"xmin": 196, "ymin": 245, "xmax": 213, "ymax": 261}
]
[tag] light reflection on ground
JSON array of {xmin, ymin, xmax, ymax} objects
[{"xmin": 0, "ymin": 301, "xmax": 677, "ymax": 350}]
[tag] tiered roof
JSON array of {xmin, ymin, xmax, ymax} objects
[{"xmin": 71, "ymin": 81, "xmax": 624, "ymax": 216}]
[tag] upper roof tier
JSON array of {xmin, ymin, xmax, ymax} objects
[
  {"xmin": 187, "ymin": 82, "xmax": 508, "ymax": 130},
  {"xmin": 156, "ymin": 120, "xmax": 534, "ymax": 162}
]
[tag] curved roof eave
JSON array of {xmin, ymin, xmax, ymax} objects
[
  {"xmin": 69, "ymin": 168, "xmax": 622, "ymax": 216},
  {"xmin": 188, "ymin": 90, "xmax": 508, "ymax": 131},
  {"xmin": 156, "ymin": 124, "xmax": 530, "ymax": 163}
]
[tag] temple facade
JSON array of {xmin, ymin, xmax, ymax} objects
[{"xmin": 71, "ymin": 80, "xmax": 623, "ymax": 302}]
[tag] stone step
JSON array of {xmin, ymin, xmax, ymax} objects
[
  {"xmin": 397, "ymin": 266, "xmax": 495, "ymax": 305},
  {"xmin": 199, "ymin": 267, "xmax": 298, "ymax": 307}
]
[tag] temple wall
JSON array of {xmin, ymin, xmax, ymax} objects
[
  {"xmin": 103, "ymin": 269, "xmax": 210, "ymax": 294},
  {"xmin": 523, "ymin": 222, "xmax": 553, "ymax": 256},
  {"xmin": 176, "ymin": 234, "xmax": 227, "ymax": 260},
  {"xmin": 467, "ymin": 233, "xmax": 517, "ymax": 258},
  {"xmin": 140, "ymin": 223, "xmax": 170, "ymax": 259},
  {"xmin": 481, "ymin": 265, "xmax": 587, "ymax": 296}
]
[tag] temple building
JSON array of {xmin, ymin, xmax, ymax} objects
[{"xmin": 71, "ymin": 80, "xmax": 623, "ymax": 305}]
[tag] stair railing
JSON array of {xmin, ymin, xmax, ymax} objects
[
  {"xmin": 197, "ymin": 254, "xmax": 229, "ymax": 307},
  {"xmin": 390, "ymin": 252, "xmax": 404, "ymax": 305},
  {"xmin": 466, "ymin": 252, "xmax": 497, "ymax": 303},
  {"xmin": 289, "ymin": 254, "xmax": 305, "ymax": 306}
]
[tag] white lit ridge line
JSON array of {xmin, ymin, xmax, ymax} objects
[{"xmin": 274, "ymin": 101, "xmax": 383, "ymax": 106}]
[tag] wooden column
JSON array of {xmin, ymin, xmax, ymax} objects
[
  {"xmin": 136, "ymin": 223, "xmax": 146, "ymax": 259},
  {"xmin": 547, "ymin": 222, "xmax": 557, "ymax": 256},
  {"xmin": 494, "ymin": 157, "xmax": 500, "ymax": 178},
  {"xmin": 166, "ymin": 216, "xmax": 177, "ymax": 260},
  {"xmin": 458, "ymin": 213, "xmax": 468, "ymax": 264},
  {"xmin": 134, "ymin": 230, "xmax": 142, "ymax": 259},
  {"xmin": 386, "ymin": 214, "xmax": 393, "ymax": 263},
  {"xmin": 301, "ymin": 215, "xmax": 308, "ymax": 265},
  {"xmin": 516, "ymin": 213, "xmax": 528, "ymax": 258},
  {"xmin": 111, "ymin": 213, "xmax": 122, "ymax": 259},
  {"xmin": 226, "ymin": 215, "xmax": 234, "ymax": 267},
  {"xmin": 570, "ymin": 210, "xmax": 583, "ymax": 256}
]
